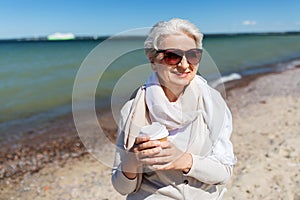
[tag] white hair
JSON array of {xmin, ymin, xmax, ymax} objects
[{"xmin": 144, "ymin": 18, "xmax": 203, "ymax": 61}]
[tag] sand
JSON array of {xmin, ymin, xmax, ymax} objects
[
  {"xmin": 1, "ymin": 67, "xmax": 300, "ymax": 200},
  {"xmin": 224, "ymin": 68, "xmax": 300, "ymax": 200}
]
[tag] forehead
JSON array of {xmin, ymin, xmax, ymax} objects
[{"xmin": 158, "ymin": 34, "xmax": 196, "ymax": 50}]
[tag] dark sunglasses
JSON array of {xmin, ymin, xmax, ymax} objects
[{"xmin": 156, "ymin": 48, "xmax": 203, "ymax": 65}]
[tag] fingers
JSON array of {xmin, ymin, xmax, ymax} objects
[
  {"xmin": 140, "ymin": 141, "xmax": 188, "ymax": 170},
  {"xmin": 139, "ymin": 146, "xmax": 162, "ymax": 158},
  {"xmin": 159, "ymin": 141, "xmax": 171, "ymax": 149},
  {"xmin": 130, "ymin": 139, "xmax": 181, "ymax": 167},
  {"xmin": 135, "ymin": 135, "xmax": 150, "ymax": 145},
  {"xmin": 141, "ymin": 156, "xmax": 172, "ymax": 165},
  {"xmin": 138, "ymin": 140, "xmax": 161, "ymax": 151},
  {"xmin": 151, "ymin": 163, "xmax": 173, "ymax": 171},
  {"xmin": 132, "ymin": 137, "xmax": 162, "ymax": 158}
]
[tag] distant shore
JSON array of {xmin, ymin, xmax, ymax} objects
[{"xmin": 2, "ymin": 30, "xmax": 300, "ymax": 42}]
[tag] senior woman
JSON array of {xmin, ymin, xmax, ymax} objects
[{"xmin": 111, "ymin": 18, "xmax": 236, "ymax": 200}]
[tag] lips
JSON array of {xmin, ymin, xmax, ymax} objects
[{"xmin": 172, "ymin": 71, "xmax": 191, "ymax": 77}]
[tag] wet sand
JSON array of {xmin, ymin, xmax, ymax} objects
[{"xmin": 1, "ymin": 67, "xmax": 300, "ymax": 199}]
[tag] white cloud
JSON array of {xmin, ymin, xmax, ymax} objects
[{"xmin": 242, "ymin": 20, "xmax": 257, "ymax": 26}]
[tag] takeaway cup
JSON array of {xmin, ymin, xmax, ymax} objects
[{"xmin": 139, "ymin": 122, "xmax": 169, "ymax": 142}]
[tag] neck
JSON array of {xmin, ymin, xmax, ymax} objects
[{"xmin": 161, "ymin": 85, "xmax": 184, "ymax": 102}]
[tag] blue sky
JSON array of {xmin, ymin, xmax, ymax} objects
[{"xmin": 1, "ymin": 0, "xmax": 300, "ymax": 39}]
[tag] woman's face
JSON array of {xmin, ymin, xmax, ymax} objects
[{"xmin": 152, "ymin": 34, "xmax": 199, "ymax": 92}]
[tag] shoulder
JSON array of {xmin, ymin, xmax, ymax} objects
[
  {"xmin": 117, "ymin": 99, "xmax": 134, "ymax": 135},
  {"xmin": 195, "ymin": 74, "xmax": 208, "ymax": 84},
  {"xmin": 194, "ymin": 75, "xmax": 211, "ymax": 93},
  {"xmin": 120, "ymin": 99, "xmax": 134, "ymax": 118},
  {"xmin": 195, "ymin": 75, "xmax": 223, "ymax": 99}
]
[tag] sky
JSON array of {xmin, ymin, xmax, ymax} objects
[{"xmin": 1, "ymin": 0, "xmax": 300, "ymax": 39}]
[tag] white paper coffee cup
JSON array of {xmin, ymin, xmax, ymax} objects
[{"xmin": 140, "ymin": 122, "xmax": 169, "ymax": 141}]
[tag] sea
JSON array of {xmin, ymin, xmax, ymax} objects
[{"xmin": 1, "ymin": 33, "xmax": 300, "ymax": 136}]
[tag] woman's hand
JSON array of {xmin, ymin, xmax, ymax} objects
[
  {"xmin": 140, "ymin": 141, "xmax": 193, "ymax": 173},
  {"xmin": 121, "ymin": 136, "xmax": 162, "ymax": 179}
]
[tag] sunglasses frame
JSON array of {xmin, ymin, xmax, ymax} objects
[{"xmin": 156, "ymin": 48, "xmax": 203, "ymax": 65}]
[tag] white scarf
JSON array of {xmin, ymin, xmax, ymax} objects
[{"xmin": 145, "ymin": 73, "xmax": 201, "ymax": 130}]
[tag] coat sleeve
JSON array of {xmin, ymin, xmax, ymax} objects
[
  {"xmin": 184, "ymin": 124, "xmax": 235, "ymax": 185},
  {"xmin": 185, "ymin": 96, "xmax": 236, "ymax": 185},
  {"xmin": 111, "ymin": 100, "xmax": 141, "ymax": 195},
  {"xmin": 184, "ymin": 154, "xmax": 233, "ymax": 185}
]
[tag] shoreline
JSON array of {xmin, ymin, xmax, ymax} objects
[
  {"xmin": 1, "ymin": 55, "xmax": 300, "ymax": 128},
  {"xmin": 1, "ymin": 66, "xmax": 300, "ymax": 199}
]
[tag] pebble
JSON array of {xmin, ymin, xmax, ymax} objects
[{"xmin": 0, "ymin": 136, "xmax": 87, "ymax": 180}]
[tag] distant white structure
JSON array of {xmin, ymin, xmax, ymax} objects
[
  {"xmin": 47, "ymin": 32, "xmax": 75, "ymax": 40},
  {"xmin": 210, "ymin": 73, "xmax": 242, "ymax": 88}
]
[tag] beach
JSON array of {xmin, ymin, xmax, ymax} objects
[{"xmin": 1, "ymin": 66, "xmax": 300, "ymax": 199}]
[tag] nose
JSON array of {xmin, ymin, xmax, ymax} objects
[{"xmin": 177, "ymin": 55, "xmax": 189, "ymax": 70}]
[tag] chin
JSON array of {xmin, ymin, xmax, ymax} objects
[
  {"xmin": 169, "ymin": 79, "xmax": 191, "ymax": 88},
  {"xmin": 173, "ymin": 74, "xmax": 194, "ymax": 85}
]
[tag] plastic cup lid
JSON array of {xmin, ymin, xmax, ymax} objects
[{"xmin": 140, "ymin": 122, "xmax": 169, "ymax": 140}]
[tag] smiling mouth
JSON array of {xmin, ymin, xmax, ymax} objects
[{"xmin": 172, "ymin": 71, "xmax": 191, "ymax": 76}]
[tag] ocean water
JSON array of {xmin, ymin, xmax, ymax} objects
[{"xmin": 1, "ymin": 34, "xmax": 300, "ymax": 125}]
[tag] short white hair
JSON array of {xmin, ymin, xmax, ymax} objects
[{"xmin": 144, "ymin": 18, "xmax": 203, "ymax": 61}]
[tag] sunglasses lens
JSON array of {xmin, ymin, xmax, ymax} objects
[
  {"xmin": 186, "ymin": 49, "xmax": 202, "ymax": 65},
  {"xmin": 164, "ymin": 50, "xmax": 182, "ymax": 65},
  {"xmin": 158, "ymin": 49, "xmax": 202, "ymax": 65}
]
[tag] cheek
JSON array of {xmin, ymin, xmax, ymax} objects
[
  {"xmin": 151, "ymin": 64, "xmax": 157, "ymax": 71},
  {"xmin": 156, "ymin": 67, "xmax": 167, "ymax": 77},
  {"xmin": 191, "ymin": 64, "xmax": 199, "ymax": 71},
  {"xmin": 152, "ymin": 63, "xmax": 167, "ymax": 74},
  {"xmin": 155, "ymin": 68, "xmax": 171, "ymax": 81}
]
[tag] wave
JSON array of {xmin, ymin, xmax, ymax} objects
[{"xmin": 210, "ymin": 73, "xmax": 242, "ymax": 88}]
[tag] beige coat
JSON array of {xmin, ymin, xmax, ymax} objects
[{"xmin": 111, "ymin": 99, "xmax": 234, "ymax": 200}]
